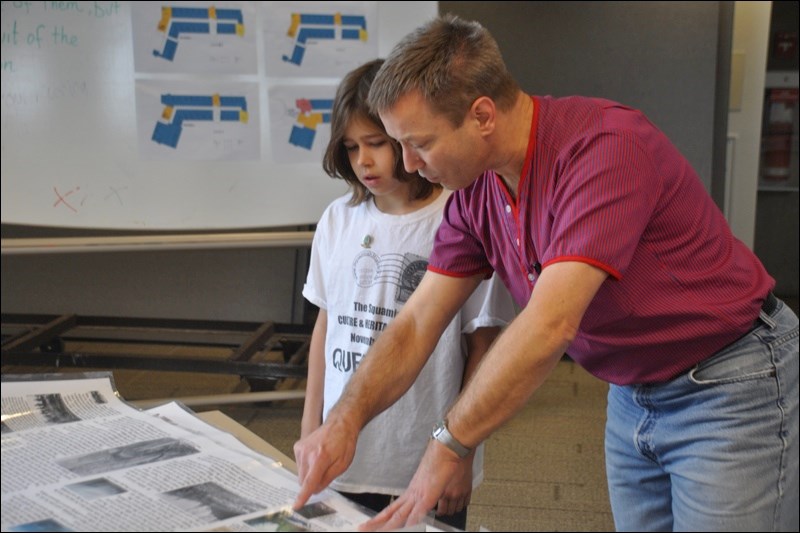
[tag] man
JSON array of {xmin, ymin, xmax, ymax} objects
[{"xmin": 293, "ymin": 14, "xmax": 799, "ymax": 532}]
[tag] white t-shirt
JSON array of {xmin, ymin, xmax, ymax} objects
[{"xmin": 303, "ymin": 189, "xmax": 516, "ymax": 495}]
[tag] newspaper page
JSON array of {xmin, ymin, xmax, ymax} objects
[{"xmin": 0, "ymin": 372, "xmax": 382, "ymax": 532}]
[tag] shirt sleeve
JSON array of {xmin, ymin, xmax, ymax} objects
[
  {"xmin": 429, "ymin": 190, "xmax": 494, "ymax": 278},
  {"xmin": 543, "ymin": 127, "xmax": 660, "ymax": 279},
  {"xmin": 302, "ymin": 205, "xmax": 332, "ymax": 311},
  {"xmin": 459, "ymin": 273, "xmax": 517, "ymax": 334}
]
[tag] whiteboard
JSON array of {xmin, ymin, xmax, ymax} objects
[{"xmin": 0, "ymin": 1, "xmax": 437, "ymax": 230}]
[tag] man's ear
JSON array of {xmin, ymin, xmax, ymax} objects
[{"xmin": 471, "ymin": 96, "xmax": 496, "ymax": 135}]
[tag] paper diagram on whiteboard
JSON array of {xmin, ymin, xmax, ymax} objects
[
  {"xmin": 263, "ymin": 1, "xmax": 378, "ymax": 78},
  {"xmin": 268, "ymin": 84, "xmax": 337, "ymax": 164},
  {"xmin": 288, "ymin": 97, "xmax": 333, "ymax": 150},
  {"xmin": 153, "ymin": 5, "xmax": 245, "ymax": 61},
  {"xmin": 136, "ymin": 80, "xmax": 260, "ymax": 161},
  {"xmin": 131, "ymin": 1, "xmax": 257, "ymax": 74},
  {"xmin": 282, "ymin": 12, "xmax": 367, "ymax": 66},
  {"xmin": 152, "ymin": 93, "xmax": 249, "ymax": 149}
]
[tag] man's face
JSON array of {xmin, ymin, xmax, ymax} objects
[{"xmin": 379, "ymin": 91, "xmax": 486, "ymax": 191}]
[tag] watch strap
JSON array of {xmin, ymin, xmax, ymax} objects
[{"xmin": 432, "ymin": 419, "xmax": 471, "ymax": 458}]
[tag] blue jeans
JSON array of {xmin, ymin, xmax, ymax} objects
[{"xmin": 605, "ymin": 299, "xmax": 799, "ymax": 532}]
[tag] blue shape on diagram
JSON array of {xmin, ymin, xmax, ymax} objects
[
  {"xmin": 283, "ymin": 12, "xmax": 367, "ymax": 66},
  {"xmin": 289, "ymin": 98, "xmax": 334, "ymax": 150},
  {"xmin": 154, "ymin": 6, "xmax": 245, "ymax": 61},
  {"xmin": 152, "ymin": 93, "xmax": 248, "ymax": 148},
  {"xmin": 288, "ymin": 126, "xmax": 316, "ymax": 150}
]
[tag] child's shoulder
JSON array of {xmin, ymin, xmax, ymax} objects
[
  {"xmin": 319, "ymin": 193, "xmax": 365, "ymax": 225},
  {"xmin": 324, "ymin": 193, "xmax": 352, "ymax": 211}
]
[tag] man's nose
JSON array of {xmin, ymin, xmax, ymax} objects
[{"xmin": 402, "ymin": 148, "xmax": 423, "ymax": 173}]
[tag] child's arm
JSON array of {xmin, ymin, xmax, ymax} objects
[
  {"xmin": 300, "ymin": 309, "xmax": 328, "ymax": 439},
  {"xmin": 462, "ymin": 326, "xmax": 502, "ymax": 388}
]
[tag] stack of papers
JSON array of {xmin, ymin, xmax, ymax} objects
[{"xmin": 1, "ymin": 372, "xmax": 380, "ymax": 532}]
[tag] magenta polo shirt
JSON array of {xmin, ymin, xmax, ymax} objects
[{"xmin": 429, "ymin": 95, "xmax": 774, "ymax": 385}]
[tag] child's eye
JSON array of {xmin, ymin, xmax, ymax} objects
[
  {"xmin": 369, "ymin": 140, "xmax": 386, "ymax": 148},
  {"xmin": 344, "ymin": 145, "xmax": 358, "ymax": 152}
]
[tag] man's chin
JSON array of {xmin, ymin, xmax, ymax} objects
[{"xmin": 421, "ymin": 174, "xmax": 464, "ymax": 191}]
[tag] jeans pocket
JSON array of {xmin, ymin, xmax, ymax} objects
[{"xmin": 688, "ymin": 334, "xmax": 776, "ymax": 385}]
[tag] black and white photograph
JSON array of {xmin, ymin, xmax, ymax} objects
[
  {"xmin": 65, "ymin": 477, "xmax": 127, "ymax": 500},
  {"xmin": 56, "ymin": 437, "xmax": 200, "ymax": 476},
  {"xmin": 162, "ymin": 481, "xmax": 265, "ymax": 522}
]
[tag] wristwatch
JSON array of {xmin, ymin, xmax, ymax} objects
[{"xmin": 431, "ymin": 419, "xmax": 471, "ymax": 458}]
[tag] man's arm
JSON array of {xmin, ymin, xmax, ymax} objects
[
  {"xmin": 447, "ymin": 261, "xmax": 606, "ymax": 448},
  {"xmin": 435, "ymin": 324, "xmax": 502, "ymax": 516},
  {"xmin": 361, "ymin": 261, "xmax": 608, "ymax": 530},
  {"xmin": 292, "ymin": 270, "xmax": 483, "ymax": 509}
]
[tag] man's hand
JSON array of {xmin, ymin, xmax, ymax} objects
[
  {"xmin": 358, "ymin": 438, "xmax": 463, "ymax": 531},
  {"xmin": 436, "ymin": 449, "xmax": 474, "ymax": 516},
  {"xmin": 292, "ymin": 416, "xmax": 359, "ymax": 510}
]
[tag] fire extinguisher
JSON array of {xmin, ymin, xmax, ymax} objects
[{"xmin": 762, "ymin": 88, "xmax": 798, "ymax": 182}]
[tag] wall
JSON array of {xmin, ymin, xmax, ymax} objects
[
  {"xmin": 1, "ymin": 2, "xmax": 740, "ymax": 324},
  {"xmin": 440, "ymin": 1, "xmax": 726, "ymax": 191},
  {"xmin": 1, "ymin": 244, "xmax": 309, "ymax": 323},
  {"xmin": 1, "ymin": 1, "xmax": 437, "ymax": 324}
]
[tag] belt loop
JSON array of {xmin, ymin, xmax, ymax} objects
[{"xmin": 758, "ymin": 309, "xmax": 778, "ymax": 330}]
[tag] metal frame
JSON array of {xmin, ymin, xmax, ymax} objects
[{"xmin": 1, "ymin": 313, "xmax": 310, "ymax": 386}]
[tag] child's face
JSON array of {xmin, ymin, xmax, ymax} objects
[{"xmin": 343, "ymin": 117, "xmax": 410, "ymax": 203}]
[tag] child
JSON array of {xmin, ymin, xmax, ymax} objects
[{"xmin": 300, "ymin": 58, "xmax": 516, "ymax": 529}]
